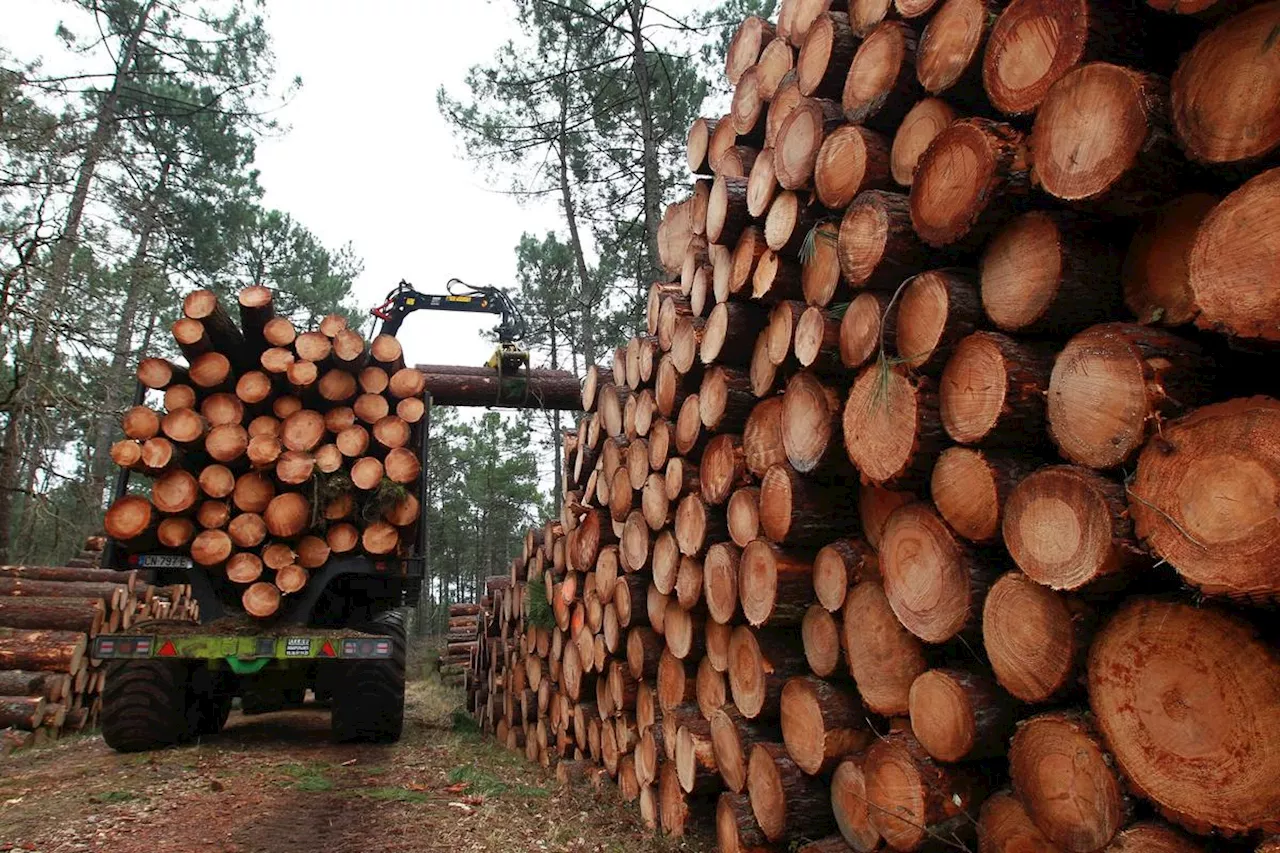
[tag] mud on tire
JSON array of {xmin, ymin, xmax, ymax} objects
[
  {"xmin": 330, "ymin": 609, "xmax": 406, "ymax": 743},
  {"xmin": 101, "ymin": 659, "xmax": 192, "ymax": 752}
]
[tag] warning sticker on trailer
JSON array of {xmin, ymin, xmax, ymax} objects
[{"xmin": 284, "ymin": 638, "xmax": 312, "ymax": 657}]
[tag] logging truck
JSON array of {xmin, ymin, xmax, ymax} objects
[{"xmin": 89, "ymin": 380, "xmax": 427, "ymax": 751}]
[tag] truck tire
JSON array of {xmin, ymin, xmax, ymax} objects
[
  {"xmin": 331, "ymin": 609, "xmax": 406, "ymax": 743},
  {"xmin": 190, "ymin": 670, "xmax": 233, "ymax": 736},
  {"xmin": 101, "ymin": 659, "xmax": 192, "ymax": 752}
]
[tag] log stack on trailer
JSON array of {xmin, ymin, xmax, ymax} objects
[
  {"xmin": 0, "ymin": 538, "xmax": 198, "ymax": 754},
  {"xmin": 103, "ymin": 286, "xmax": 427, "ymax": 620},
  {"xmin": 461, "ymin": 0, "xmax": 1280, "ymax": 848}
]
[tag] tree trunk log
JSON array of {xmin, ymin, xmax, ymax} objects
[
  {"xmin": 1047, "ymin": 323, "xmax": 1214, "ymax": 470},
  {"xmin": 843, "ymin": 367, "xmax": 945, "ymax": 489},
  {"xmin": 843, "ymin": 21, "xmax": 921, "ymax": 133},
  {"xmin": 838, "ymin": 191, "xmax": 933, "ymax": 295},
  {"xmin": 748, "ymin": 741, "xmax": 836, "ymax": 842},
  {"xmin": 410, "ymin": 365, "xmax": 581, "ymax": 410},
  {"xmin": 940, "ymin": 331, "xmax": 1052, "ymax": 446},
  {"xmin": 842, "ymin": 580, "xmax": 928, "ymax": 715},
  {"xmin": 1009, "ymin": 711, "xmax": 1129, "ymax": 852},
  {"xmin": 1087, "ymin": 599, "xmax": 1280, "ymax": 837},
  {"xmin": 759, "ymin": 463, "xmax": 860, "ymax": 546},
  {"xmin": 931, "ymin": 446, "xmax": 1038, "ymax": 543},
  {"xmin": 908, "ymin": 668, "xmax": 1015, "ymax": 762},
  {"xmin": 728, "ymin": 626, "xmax": 809, "ymax": 719},
  {"xmin": 781, "ymin": 675, "xmax": 871, "ymax": 775},
  {"xmin": 866, "ymin": 730, "xmax": 987, "ymax": 851},
  {"xmin": 0, "ymin": 628, "xmax": 86, "ymax": 673}
]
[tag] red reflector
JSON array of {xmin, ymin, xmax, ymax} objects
[
  {"xmin": 319, "ymin": 641, "xmax": 336, "ymax": 658},
  {"xmin": 158, "ymin": 640, "xmax": 177, "ymax": 657}
]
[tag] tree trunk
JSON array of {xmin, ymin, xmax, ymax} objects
[
  {"xmin": 727, "ymin": 626, "xmax": 808, "ymax": 719},
  {"xmin": 912, "ymin": 118, "xmax": 1032, "ymax": 248},
  {"xmin": 0, "ymin": 597, "xmax": 103, "ymax": 635},
  {"xmin": 748, "ymin": 741, "xmax": 836, "ymax": 842},
  {"xmin": 931, "ymin": 446, "xmax": 1038, "ymax": 544},
  {"xmin": 1088, "ymin": 599, "xmax": 1280, "ymax": 837},
  {"xmin": 939, "ymin": 331, "xmax": 1052, "ymax": 446},
  {"xmin": 759, "ymin": 463, "xmax": 859, "ymax": 546},
  {"xmin": 813, "ymin": 538, "xmax": 878, "ymax": 612},
  {"xmin": 865, "ymin": 731, "xmax": 986, "ymax": 852},
  {"xmin": 843, "ymin": 366, "xmax": 945, "ymax": 489},
  {"xmin": 908, "ymin": 668, "xmax": 1015, "ymax": 762},
  {"xmin": 891, "ymin": 97, "xmax": 959, "ymax": 187},
  {"xmin": 0, "ymin": 628, "xmax": 86, "ymax": 673},
  {"xmin": 841, "ymin": 580, "xmax": 928, "ymax": 715},
  {"xmin": 1009, "ymin": 711, "xmax": 1129, "ymax": 852},
  {"xmin": 831, "ymin": 754, "xmax": 883, "ymax": 853},
  {"xmin": 978, "ymin": 791, "xmax": 1058, "ymax": 853},
  {"xmin": 780, "ymin": 675, "xmax": 872, "ymax": 775},
  {"xmin": 837, "ymin": 191, "xmax": 933, "ymax": 295},
  {"xmin": 1047, "ymin": 323, "xmax": 1214, "ymax": 470},
  {"xmin": 842, "ymin": 21, "xmax": 921, "ymax": 132}
]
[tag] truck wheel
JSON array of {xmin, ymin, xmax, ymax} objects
[
  {"xmin": 331, "ymin": 609, "xmax": 406, "ymax": 743},
  {"xmin": 101, "ymin": 659, "xmax": 191, "ymax": 752}
]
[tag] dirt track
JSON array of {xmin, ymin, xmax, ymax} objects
[{"xmin": 0, "ymin": 684, "xmax": 707, "ymax": 853}]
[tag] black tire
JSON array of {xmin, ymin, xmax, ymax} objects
[
  {"xmin": 331, "ymin": 609, "xmax": 406, "ymax": 743},
  {"xmin": 101, "ymin": 659, "xmax": 191, "ymax": 753}
]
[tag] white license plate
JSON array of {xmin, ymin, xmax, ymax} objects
[{"xmin": 138, "ymin": 554, "xmax": 193, "ymax": 569}]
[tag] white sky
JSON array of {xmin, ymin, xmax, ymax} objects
[{"xmin": 3, "ymin": 0, "xmax": 569, "ymax": 369}]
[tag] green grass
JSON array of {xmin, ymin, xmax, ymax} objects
[
  {"xmin": 446, "ymin": 763, "xmax": 549, "ymax": 798},
  {"xmin": 277, "ymin": 762, "xmax": 333, "ymax": 792}
]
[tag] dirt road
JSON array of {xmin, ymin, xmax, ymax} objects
[{"xmin": 0, "ymin": 682, "xmax": 708, "ymax": 853}]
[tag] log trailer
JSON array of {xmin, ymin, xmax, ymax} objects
[{"xmin": 92, "ymin": 282, "xmax": 580, "ymax": 753}]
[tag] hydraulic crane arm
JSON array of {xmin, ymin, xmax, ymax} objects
[{"xmin": 371, "ymin": 279, "xmax": 527, "ymax": 342}]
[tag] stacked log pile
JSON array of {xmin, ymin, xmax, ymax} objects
[
  {"xmin": 0, "ymin": 539, "xmax": 196, "ymax": 754},
  {"xmin": 103, "ymin": 286, "xmax": 425, "ymax": 620},
  {"xmin": 462, "ymin": 0, "xmax": 1280, "ymax": 848}
]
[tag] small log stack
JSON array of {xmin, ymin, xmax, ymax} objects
[
  {"xmin": 460, "ymin": 0, "xmax": 1280, "ymax": 848},
  {"xmin": 105, "ymin": 286, "xmax": 428, "ymax": 620},
  {"xmin": 0, "ymin": 538, "xmax": 196, "ymax": 754}
]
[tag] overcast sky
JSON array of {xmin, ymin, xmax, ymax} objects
[{"xmin": 3, "ymin": 1, "xmax": 575, "ymax": 369}]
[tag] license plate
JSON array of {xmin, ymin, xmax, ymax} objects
[{"xmin": 137, "ymin": 554, "xmax": 193, "ymax": 569}]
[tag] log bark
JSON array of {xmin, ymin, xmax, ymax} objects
[
  {"xmin": 711, "ymin": 705, "xmax": 780, "ymax": 793},
  {"xmin": 727, "ymin": 17, "xmax": 778, "ymax": 85},
  {"xmin": 700, "ymin": 434, "xmax": 751, "ymax": 507},
  {"xmin": 892, "ymin": 98, "xmax": 959, "ymax": 187},
  {"xmin": 703, "ymin": 302, "xmax": 769, "ymax": 368},
  {"xmin": 865, "ymin": 731, "xmax": 986, "ymax": 851},
  {"xmin": 940, "ymin": 331, "xmax": 1052, "ymax": 446},
  {"xmin": 892, "ymin": 270, "xmax": 981, "ymax": 375},
  {"xmin": 910, "ymin": 118, "xmax": 1031, "ymax": 248},
  {"xmin": 981, "ymin": 210, "xmax": 1127, "ymax": 336},
  {"xmin": 700, "ymin": 367, "xmax": 756, "ymax": 435},
  {"xmin": 709, "ymin": 176, "xmax": 752, "ymax": 248},
  {"xmin": 763, "ymin": 191, "xmax": 819, "ymax": 259},
  {"xmin": 781, "ymin": 371, "xmax": 850, "ymax": 476},
  {"xmin": 1047, "ymin": 323, "xmax": 1214, "ymax": 470},
  {"xmin": 1187, "ymin": 167, "xmax": 1280, "ymax": 344},
  {"xmin": 1030, "ymin": 63, "xmax": 1182, "ymax": 215},
  {"xmin": 1170, "ymin": 3, "xmax": 1280, "ymax": 166},
  {"xmin": 830, "ymin": 755, "xmax": 883, "ymax": 853},
  {"xmin": 717, "ymin": 791, "xmax": 773, "ymax": 853},
  {"xmin": 1128, "ymin": 397, "xmax": 1280, "ymax": 603},
  {"xmin": 978, "ymin": 791, "xmax": 1059, "ymax": 853},
  {"xmin": 917, "ymin": 0, "xmax": 1001, "ymax": 104},
  {"xmin": 1088, "ymin": 599, "xmax": 1280, "ymax": 837},
  {"xmin": 237, "ymin": 285, "xmax": 275, "ymax": 354},
  {"xmin": 842, "ymin": 580, "xmax": 928, "ymax": 715},
  {"xmin": 780, "ymin": 676, "xmax": 871, "ymax": 775},
  {"xmin": 794, "ymin": 306, "xmax": 843, "ymax": 375},
  {"xmin": 840, "ymin": 292, "xmax": 890, "ymax": 371},
  {"xmin": 881, "ymin": 502, "xmax": 995, "ymax": 643},
  {"xmin": 0, "ymin": 696, "xmax": 45, "ymax": 730},
  {"xmin": 675, "ymin": 493, "xmax": 727, "ymax": 558},
  {"xmin": 676, "ymin": 716, "xmax": 721, "ymax": 793},
  {"xmin": 1122, "ymin": 194, "xmax": 1219, "ymax": 327},
  {"xmin": 703, "ymin": 542, "xmax": 742, "ymax": 625},
  {"xmin": 801, "ymin": 603, "xmax": 842, "ymax": 677},
  {"xmin": 410, "ymin": 365, "xmax": 580, "ymax": 410},
  {"xmin": 1009, "ymin": 711, "xmax": 1129, "ymax": 852},
  {"xmin": 0, "ymin": 597, "xmax": 102, "ymax": 635},
  {"xmin": 748, "ymin": 741, "xmax": 836, "ymax": 842},
  {"xmin": 0, "ymin": 628, "xmax": 86, "ymax": 673}
]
